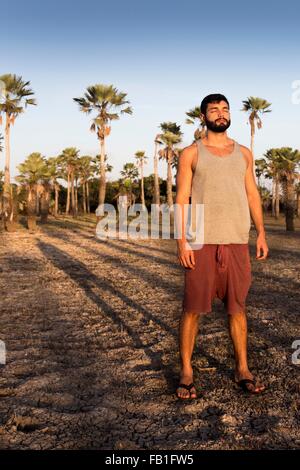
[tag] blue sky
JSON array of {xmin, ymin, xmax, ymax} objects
[{"xmin": 1, "ymin": 0, "xmax": 300, "ymax": 183}]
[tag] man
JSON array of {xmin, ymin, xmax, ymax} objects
[{"xmin": 175, "ymin": 93, "xmax": 268, "ymax": 399}]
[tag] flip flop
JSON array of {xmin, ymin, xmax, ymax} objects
[{"xmin": 176, "ymin": 382, "xmax": 197, "ymax": 400}]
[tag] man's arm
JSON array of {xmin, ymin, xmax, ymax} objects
[
  {"xmin": 175, "ymin": 143, "xmax": 197, "ymax": 269},
  {"xmin": 241, "ymin": 145, "xmax": 269, "ymax": 260}
]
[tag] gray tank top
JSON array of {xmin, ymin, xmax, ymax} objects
[{"xmin": 189, "ymin": 139, "xmax": 251, "ymax": 244}]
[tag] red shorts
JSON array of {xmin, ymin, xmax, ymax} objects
[{"xmin": 182, "ymin": 244, "xmax": 252, "ymax": 315}]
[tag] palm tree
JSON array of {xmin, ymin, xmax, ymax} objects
[
  {"xmin": 186, "ymin": 106, "xmax": 206, "ymax": 141},
  {"xmin": 16, "ymin": 153, "xmax": 48, "ymax": 231},
  {"xmin": 73, "ymin": 84, "xmax": 132, "ymax": 206},
  {"xmin": 118, "ymin": 163, "xmax": 139, "ymax": 209},
  {"xmin": 134, "ymin": 151, "xmax": 147, "ymax": 206},
  {"xmin": 241, "ymin": 97, "xmax": 271, "ymax": 180},
  {"xmin": 0, "ymin": 74, "xmax": 36, "ymax": 227},
  {"xmin": 158, "ymin": 122, "xmax": 183, "ymax": 208},
  {"xmin": 272, "ymin": 147, "xmax": 300, "ymax": 231},
  {"xmin": 58, "ymin": 147, "xmax": 80, "ymax": 216}
]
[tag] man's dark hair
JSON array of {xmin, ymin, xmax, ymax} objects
[{"xmin": 200, "ymin": 94, "xmax": 230, "ymax": 116}]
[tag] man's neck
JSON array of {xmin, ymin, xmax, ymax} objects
[{"xmin": 204, "ymin": 130, "xmax": 232, "ymax": 148}]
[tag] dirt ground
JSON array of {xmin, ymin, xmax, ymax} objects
[{"xmin": 0, "ymin": 214, "xmax": 299, "ymax": 450}]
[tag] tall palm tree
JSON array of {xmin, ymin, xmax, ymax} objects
[
  {"xmin": 16, "ymin": 153, "xmax": 48, "ymax": 231},
  {"xmin": 73, "ymin": 84, "xmax": 132, "ymax": 206},
  {"xmin": 134, "ymin": 151, "xmax": 147, "ymax": 206},
  {"xmin": 158, "ymin": 122, "xmax": 182, "ymax": 208},
  {"xmin": 186, "ymin": 106, "xmax": 206, "ymax": 141},
  {"xmin": 0, "ymin": 74, "xmax": 36, "ymax": 226},
  {"xmin": 241, "ymin": 96, "xmax": 271, "ymax": 181},
  {"xmin": 58, "ymin": 147, "xmax": 80, "ymax": 216},
  {"xmin": 273, "ymin": 147, "xmax": 300, "ymax": 231}
]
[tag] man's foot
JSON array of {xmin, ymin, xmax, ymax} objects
[
  {"xmin": 176, "ymin": 373, "xmax": 197, "ymax": 399},
  {"xmin": 234, "ymin": 370, "xmax": 266, "ymax": 394}
]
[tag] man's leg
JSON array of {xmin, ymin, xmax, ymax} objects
[
  {"xmin": 228, "ymin": 310, "xmax": 265, "ymax": 392},
  {"xmin": 176, "ymin": 310, "xmax": 201, "ymax": 398}
]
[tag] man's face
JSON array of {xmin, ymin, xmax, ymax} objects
[{"xmin": 203, "ymin": 100, "xmax": 231, "ymax": 133}]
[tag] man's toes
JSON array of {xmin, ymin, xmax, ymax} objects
[{"xmin": 177, "ymin": 388, "xmax": 189, "ymax": 399}]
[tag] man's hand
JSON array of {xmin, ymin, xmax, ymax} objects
[
  {"xmin": 177, "ymin": 241, "xmax": 196, "ymax": 269},
  {"xmin": 256, "ymin": 233, "xmax": 269, "ymax": 260}
]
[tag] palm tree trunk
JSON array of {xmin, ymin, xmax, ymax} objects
[
  {"xmin": 167, "ymin": 148, "xmax": 174, "ymax": 208},
  {"xmin": 40, "ymin": 186, "xmax": 49, "ymax": 223},
  {"xmin": 82, "ymin": 180, "xmax": 86, "ymax": 213},
  {"xmin": 141, "ymin": 161, "xmax": 145, "ymax": 207},
  {"xmin": 297, "ymin": 192, "xmax": 300, "ymax": 218},
  {"xmin": 275, "ymin": 176, "xmax": 280, "ymax": 219},
  {"xmin": 285, "ymin": 178, "xmax": 295, "ymax": 231},
  {"xmin": 86, "ymin": 182, "xmax": 90, "ymax": 213},
  {"xmin": 71, "ymin": 172, "xmax": 75, "ymax": 216},
  {"xmin": 153, "ymin": 141, "xmax": 160, "ymax": 205},
  {"xmin": 250, "ymin": 118, "xmax": 258, "ymax": 185},
  {"xmin": 55, "ymin": 185, "xmax": 59, "ymax": 217},
  {"xmin": 36, "ymin": 186, "xmax": 39, "ymax": 215},
  {"xmin": 271, "ymin": 177, "xmax": 276, "ymax": 217},
  {"xmin": 98, "ymin": 138, "xmax": 106, "ymax": 205},
  {"xmin": 74, "ymin": 177, "xmax": 78, "ymax": 216},
  {"xmin": 3, "ymin": 113, "xmax": 12, "ymax": 226},
  {"xmin": 27, "ymin": 185, "xmax": 37, "ymax": 231},
  {"xmin": 66, "ymin": 172, "xmax": 70, "ymax": 214},
  {"xmin": 250, "ymin": 125, "xmax": 254, "ymax": 158}
]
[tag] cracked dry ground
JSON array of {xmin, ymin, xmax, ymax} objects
[{"xmin": 0, "ymin": 215, "xmax": 299, "ymax": 450}]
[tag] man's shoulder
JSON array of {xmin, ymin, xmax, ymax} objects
[
  {"xmin": 236, "ymin": 142, "xmax": 253, "ymax": 168},
  {"xmin": 181, "ymin": 141, "xmax": 198, "ymax": 152},
  {"xmin": 180, "ymin": 141, "xmax": 198, "ymax": 159},
  {"xmin": 237, "ymin": 142, "xmax": 252, "ymax": 156}
]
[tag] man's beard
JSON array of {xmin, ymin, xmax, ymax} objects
[{"xmin": 205, "ymin": 118, "xmax": 231, "ymax": 133}]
